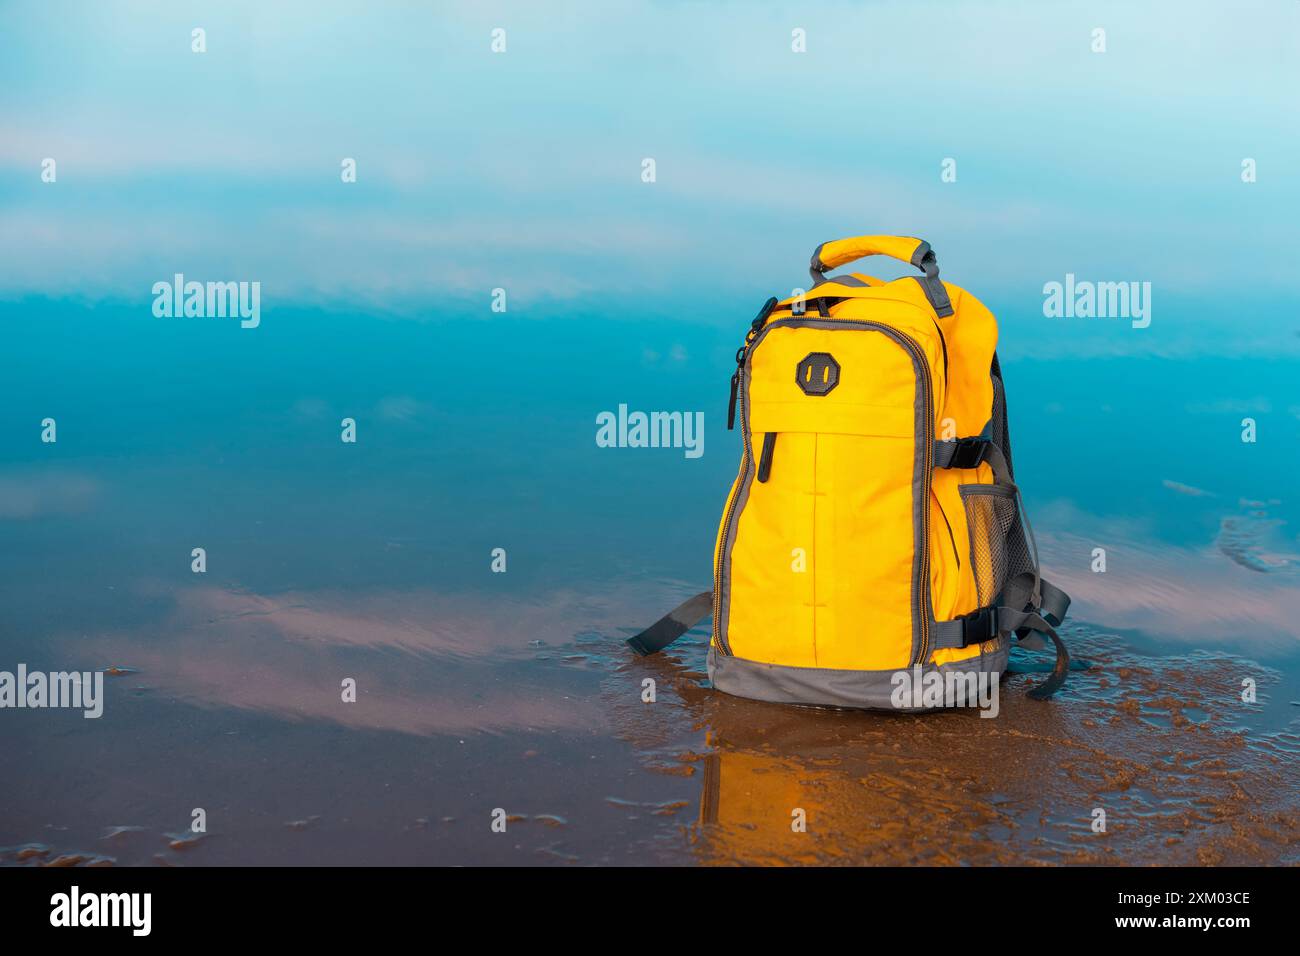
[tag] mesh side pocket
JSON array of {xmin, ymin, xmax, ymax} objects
[{"xmin": 959, "ymin": 484, "xmax": 1036, "ymax": 607}]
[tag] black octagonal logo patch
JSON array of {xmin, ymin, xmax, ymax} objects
[{"xmin": 796, "ymin": 352, "xmax": 840, "ymax": 396}]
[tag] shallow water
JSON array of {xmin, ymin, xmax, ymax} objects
[{"xmin": 2, "ymin": 305, "xmax": 1297, "ymax": 866}]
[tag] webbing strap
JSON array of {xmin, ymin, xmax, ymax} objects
[
  {"xmin": 934, "ymin": 437, "xmax": 990, "ymax": 470},
  {"xmin": 625, "ymin": 591, "xmax": 713, "ymax": 656},
  {"xmin": 934, "ymin": 439, "xmax": 1014, "ymax": 486},
  {"xmin": 930, "ymin": 605, "xmax": 1069, "ymax": 697},
  {"xmin": 1011, "ymin": 577, "xmax": 1069, "ymax": 651},
  {"xmin": 1002, "ymin": 569, "xmax": 1040, "ymax": 621},
  {"xmin": 931, "ymin": 573, "xmax": 1073, "ymax": 697},
  {"xmin": 930, "ymin": 607, "xmax": 999, "ymax": 650},
  {"xmin": 912, "ymin": 274, "xmax": 955, "ymax": 318},
  {"xmin": 981, "ymin": 443, "xmax": 1015, "ymax": 486},
  {"xmin": 1037, "ymin": 578, "xmax": 1071, "ymax": 627},
  {"xmin": 999, "ymin": 608, "xmax": 1071, "ymax": 699},
  {"xmin": 929, "ymin": 579, "xmax": 1053, "ymax": 649}
]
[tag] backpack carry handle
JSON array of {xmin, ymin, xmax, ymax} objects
[
  {"xmin": 809, "ymin": 235, "xmax": 953, "ymax": 317},
  {"xmin": 809, "ymin": 235, "xmax": 934, "ymax": 283}
]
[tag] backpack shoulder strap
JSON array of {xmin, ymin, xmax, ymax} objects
[{"xmin": 626, "ymin": 591, "xmax": 713, "ymax": 656}]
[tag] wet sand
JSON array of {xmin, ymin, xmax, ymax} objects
[{"xmin": 3, "ymin": 580, "xmax": 1297, "ymax": 867}]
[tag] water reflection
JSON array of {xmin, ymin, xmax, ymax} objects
[
  {"xmin": 49, "ymin": 585, "xmax": 620, "ymax": 736},
  {"xmin": 614, "ymin": 618, "xmax": 1299, "ymax": 866}
]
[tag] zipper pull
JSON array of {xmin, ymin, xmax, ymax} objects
[
  {"xmin": 728, "ymin": 297, "xmax": 776, "ymax": 432},
  {"xmin": 727, "ymin": 371, "xmax": 739, "ymax": 430},
  {"xmin": 728, "ymin": 342, "xmax": 747, "ymax": 430},
  {"xmin": 756, "ymin": 432, "xmax": 777, "ymax": 482}
]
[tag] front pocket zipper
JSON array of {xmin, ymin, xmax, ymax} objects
[{"xmin": 756, "ymin": 432, "xmax": 777, "ymax": 482}]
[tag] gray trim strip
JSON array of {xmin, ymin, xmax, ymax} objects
[{"xmin": 708, "ymin": 644, "xmax": 1008, "ymax": 711}]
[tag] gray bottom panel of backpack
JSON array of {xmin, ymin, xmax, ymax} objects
[{"xmin": 707, "ymin": 645, "xmax": 1009, "ymax": 713}]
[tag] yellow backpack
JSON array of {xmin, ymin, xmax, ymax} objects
[{"xmin": 629, "ymin": 235, "xmax": 1072, "ymax": 709}]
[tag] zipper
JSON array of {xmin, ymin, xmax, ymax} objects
[
  {"xmin": 714, "ymin": 312, "xmax": 939, "ymax": 664},
  {"xmin": 712, "ymin": 364, "xmax": 752, "ymax": 655},
  {"xmin": 713, "ymin": 298, "xmax": 777, "ymax": 653}
]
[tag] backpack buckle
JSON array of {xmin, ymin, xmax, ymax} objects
[
  {"xmin": 959, "ymin": 606, "xmax": 1000, "ymax": 646},
  {"xmin": 938, "ymin": 437, "xmax": 989, "ymax": 470}
]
